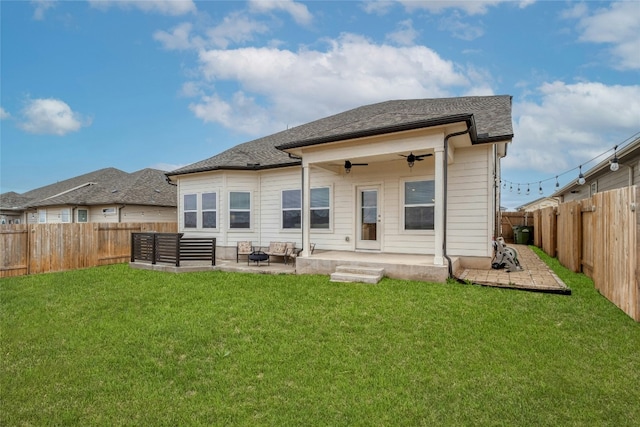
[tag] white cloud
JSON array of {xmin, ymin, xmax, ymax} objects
[
  {"xmin": 397, "ymin": 0, "xmax": 515, "ymax": 15},
  {"xmin": 0, "ymin": 107, "xmax": 10, "ymax": 120},
  {"xmin": 19, "ymin": 98, "xmax": 91, "ymax": 136},
  {"xmin": 386, "ymin": 19, "xmax": 419, "ymax": 46},
  {"xmin": 206, "ymin": 11, "xmax": 271, "ymax": 49},
  {"xmin": 31, "ymin": 0, "xmax": 56, "ymax": 20},
  {"xmin": 568, "ymin": 1, "xmax": 640, "ymax": 70},
  {"xmin": 248, "ymin": 0, "xmax": 313, "ymax": 26},
  {"xmin": 150, "ymin": 162, "xmax": 185, "ymax": 172},
  {"xmin": 438, "ymin": 11, "xmax": 484, "ymax": 40},
  {"xmin": 88, "ymin": 0, "xmax": 196, "ymax": 16},
  {"xmin": 153, "ymin": 22, "xmax": 203, "ymax": 51},
  {"xmin": 505, "ymin": 81, "xmax": 640, "ymax": 174},
  {"xmin": 189, "ymin": 34, "xmax": 483, "ymax": 135}
]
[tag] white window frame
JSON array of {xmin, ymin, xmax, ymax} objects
[
  {"xmin": 229, "ymin": 191, "xmax": 251, "ymax": 230},
  {"xmin": 282, "ymin": 189, "xmax": 302, "ymax": 230},
  {"xmin": 60, "ymin": 208, "xmax": 71, "ymax": 223},
  {"xmin": 102, "ymin": 207, "xmax": 117, "ymax": 215},
  {"xmin": 183, "ymin": 194, "xmax": 197, "ymax": 228},
  {"xmin": 310, "ymin": 186, "xmax": 331, "ymax": 230},
  {"xmin": 77, "ymin": 209, "xmax": 88, "ymax": 223},
  {"xmin": 402, "ymin": 179, "xmax": 435, "ymax": 232},
  {"xmin": 38, "ymin": 209, "xmax": 47, "ymax": 224},
  {"xmin": 202, "ymin": 192, "xmax": 217, "ymax": 229}
]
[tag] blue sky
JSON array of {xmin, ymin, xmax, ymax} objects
[{"xmin": 1, "ymin": 0, "xmax": 639, "ymax": 209}]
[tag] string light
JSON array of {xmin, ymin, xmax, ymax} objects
[
  {"xmin": 577, "ymin": 165, "xmax": 586, "ymax": 185},
  {"xmin": 610, "ymin": 145, "xmax": 619, "ymax": 171},
  {"xmin": 501, "ymin": 132, "xmax": 637, "ymax": 197},
  {"xmin": 526, "ymin": 184, "xmax": 530, "ymax": 195}
]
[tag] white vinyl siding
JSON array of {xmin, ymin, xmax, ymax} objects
[{"xmin": 447, "ymin": 146, "xmax": 492, "ymax": 257}]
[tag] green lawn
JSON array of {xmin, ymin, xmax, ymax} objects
[{"xmin": 2, "ymin": 251, "xmax": 639, "ymax": 426}]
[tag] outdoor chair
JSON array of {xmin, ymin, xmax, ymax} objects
[
  {"xmin": 262, "ymin": 242, "xmax": 289, "ymax": 263},
  {"xmin": 285, "ymin": 243, "xmax": 315, "ymax": 266},
  {"xmin": 236, "ymin": 241, "xmax": 254, "ymax": 263}
]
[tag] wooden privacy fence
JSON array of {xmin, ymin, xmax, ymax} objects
[
  {"xmin": 500, "ymin": 211, "xmax": 534, "ymax": 243},
  {"xmin": 0, "ymin": 222, "xmax": 177, "ymax": 278},
  {"xmin": 531, "ymin": 186, "xmax": 639, "ymax": 321},
  {"xmin": 130, "ymin": 232, "xmax": 216, "ymax": 267}
]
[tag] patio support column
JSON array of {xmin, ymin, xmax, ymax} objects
[
  {"xmin": 433, "ymin": 146, "xmax": 445, "ymax": 265},
  {"xmin": 301, "ymin": 163, "xmax": 311, "ymax": 256}
]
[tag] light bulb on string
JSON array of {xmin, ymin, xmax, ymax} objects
[
  {"xmin": 517, "ymin": 184, "xmax": 521, "ymax": 194},
  {"xmin": 555, "ymin": 176, "xmax": 559, "ymax": 188},
  {"xmin": 610, "ymin": 145, "xmax": 619, "ymax": 171},
  {"xmin": 526, "ymin": 184, "xmax": 530, "ymax": 195},
  {"xmin": 539, "ymin": 182, "xmax": 543, "ymax": 195},
  {"xmin": 577, "ymin": 165, "xmax": 586, "ymax": 185}
]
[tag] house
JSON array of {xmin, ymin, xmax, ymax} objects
[
  {"xmin": 516, "ymin": 196, "xmax": 560, "ymax": 212},
  {"xmin": 166, "ymin": 96, "xmax": 513, "ymax": 279},
  {"xmin": 554, "ymin": 135, "xmax": 640, "ymax": 202},
  {"xmin": 0, "ymin": 168, "xmax": 177, "ymax": 224}
]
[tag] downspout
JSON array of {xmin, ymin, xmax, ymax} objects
[{"xmin": 443, "ymin": 125, "xmax": 472, "ymax": 279}]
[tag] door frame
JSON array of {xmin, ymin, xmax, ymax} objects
[{"xmin": 355, "ymin": 184, "xmax": 382, "ymax": 251}]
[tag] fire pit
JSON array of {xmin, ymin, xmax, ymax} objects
[{"xmin": 248, "ymin": 251, "xmax": 269, "ymax": 266}]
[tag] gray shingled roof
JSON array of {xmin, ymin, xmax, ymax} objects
[
  {"xmin": 169, "ymin": 95, "xmax": 513, "ymax": 176},
  {"xmin": 0, "ymin": 167, "xmax": 177, "ymax": 209}
]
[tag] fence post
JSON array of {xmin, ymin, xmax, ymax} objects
[{"xmin": 151, "ymin": 233, "xmax": 157, "ymax": 265}]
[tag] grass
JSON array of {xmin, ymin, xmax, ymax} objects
[{"xmin": 1, "ymin": 254, "xmax": 639, "ymax": 426}]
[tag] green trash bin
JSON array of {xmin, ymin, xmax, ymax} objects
[
  {"xmin": 511, "ymin": 225, "xmax": 521, "ymax": 244},
  {"xmin": 516, "ymin": 227, "xmax": 530, "ymax": 245}
]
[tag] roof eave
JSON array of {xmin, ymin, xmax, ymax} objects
[
  {"xmin": 276, "ymin": 114, "xmax": 477, "ymax": 151},
  {"xmin": 167, "ymin": 161, "xmax": 302, "ymax": 178}
]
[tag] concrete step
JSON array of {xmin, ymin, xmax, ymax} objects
[{"xmin": 330, "ymin": 266, "xmax": 385, "ymax": 284}]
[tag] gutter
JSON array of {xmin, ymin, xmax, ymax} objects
[{"xmin": 442, "ymin": 123, "xmax": 474, "ymax": 279}]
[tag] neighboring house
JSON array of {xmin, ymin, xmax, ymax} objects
[
  {"xmin": 516, "ymin": 197, "xmax": 560, "ymax": 212},
  {"xmin": 167, "ymin": 96, "xmax": 513, "ymax": 272},
  {"xmin": 0, "ymin": 168, "xmax": 177, "ymax": 224},
  {"xmin": 554, "ymin": 136, "xmax": 640, "ymax": 202}
]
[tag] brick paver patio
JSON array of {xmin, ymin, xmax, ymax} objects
[{"xmin": 457, "ymin": 244, "xmax": 571, "ymax": 294}]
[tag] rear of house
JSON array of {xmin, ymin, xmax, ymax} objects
[{"xmin": 167, "ymin": 96, "xmax": 513, "ymax": 276}]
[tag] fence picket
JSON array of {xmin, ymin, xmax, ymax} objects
[{"xmin": 0, "ymin": 222, "xmax": 177, "ymax": 278}]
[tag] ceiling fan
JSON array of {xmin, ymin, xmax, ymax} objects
[
  {"xmin": 344, "ymin": 160, "xmax": 368, "ymax": 173},
  {"xmin": 400, "ymin": 152, "xmax": 433, "ymax": 168}
]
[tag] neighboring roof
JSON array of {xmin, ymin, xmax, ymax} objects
[
  {"xmin": 515, "ymin": 196, "xmax": 560, "ymax": 211},
  {"xmin": 552, "ymin": 135, "xmax": 640, "ymax": 197},
  {"xmin": 169, "ymin": 95, "xmax": 513, "ymax": 176},
  {"xmin": 0, "ymin": 167, "xmax": 177, "ymax": 210},
  {"xmin": 0, "ymin": 192, "xmax": 33, "ymax": 211}
]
